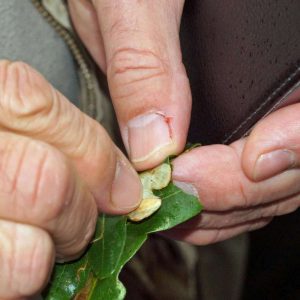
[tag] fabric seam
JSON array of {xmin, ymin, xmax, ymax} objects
[{"xmin": 222, "ymin": 65, "xmax": 300, "ymax": 144}]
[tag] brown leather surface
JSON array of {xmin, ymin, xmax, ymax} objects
[{"xmin": 180, "ymin": 0, "xmax": 300, "ymax": 145}]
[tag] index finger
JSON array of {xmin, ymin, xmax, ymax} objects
[{"xmin": 0, "ymin": 61, "xmax": 142, "ymax": 213}]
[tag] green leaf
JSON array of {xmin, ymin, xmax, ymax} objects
[
  {"xmin": 88, "ymin": 215, "xmax": 127, "ymax": 279},
  {"xmin": 131, "ymin": 182, "xmax": 202, "ymax": 233},
  {"xmin": 44, "ymin": 160, "xmax": 202, "ymax": 300},
  {"xmin": 118, "ymin": 182, "xmax": 202, "ymax": 272},
  {"xmin": 44, "ymin": 255, "xmax": 90, "ymax": 299},
  {"xmin": 86, "ymin": 275, "xmax": 126, "ymax": 300},
  {"xmin": 44, "ymin": 216, "xmax": 127, "ymax": 300}
]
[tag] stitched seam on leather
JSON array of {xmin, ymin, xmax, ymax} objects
[{"xmin": 223, "ymin": 65, "xmax": 300, "ymax": 144}]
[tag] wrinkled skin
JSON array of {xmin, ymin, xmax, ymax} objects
[
  {"xmin": 1, "ymin": 0, "xmax": 299, "ymax": 298},
  {"xmin": 0, "ymin": 61, "xmax": 142, "ymax": 299},
  {"xmin": 69, "ymin": 0, "xmax": 299, "ymax": 245}
]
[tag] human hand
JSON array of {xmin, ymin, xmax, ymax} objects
[
  {"xmin": 69, "ymin": 0, "xmax": 191, "ymax": 170},
  {"xmin": 0, "ymin": 61, "xmax": 142, "ymax": 299},
  {"xmin": 167, "ymin": 102, "xmax": 300, "ymax": 244},
  {"xmin": 68, "ymin": 1, "xmax": 300, "ymax": 245}
]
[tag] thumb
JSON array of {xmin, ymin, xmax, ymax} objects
[
  {"xmin": 242, "ymin": 102, "xmax": 300, "ymax": 181},
  {"xmin": 70, "ymin": 0, "xmax": 191, "ymax": 170}
]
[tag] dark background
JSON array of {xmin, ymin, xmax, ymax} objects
[
  {"xmin": 180, "ymin": 1, "xmax": 300, "ymax": 299},
  {"xmin": 243, "ymin": 210, "xmax": 300, "ymax": 300}
]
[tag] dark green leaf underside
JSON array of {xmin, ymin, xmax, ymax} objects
[{"xmin": 45, "ymin": 178, "xmax": 202, "ymax": 300}]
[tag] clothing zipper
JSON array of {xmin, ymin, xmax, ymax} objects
[{"xmin": 30, "ymin": 0, "xmax": 98, "ymax": 119}]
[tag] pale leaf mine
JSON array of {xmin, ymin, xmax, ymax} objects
[{"xmin": 128, "ymin": 163, "xmax": 171, "ymax": 222}]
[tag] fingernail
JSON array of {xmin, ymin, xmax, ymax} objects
[
  {"xmin": 173, "ymin": 180, "xmax": 199, "ymax": 198},
  {"xmin": 253, "ymin": 149, "xmax": 296, "ymax": 181},
  {"xmin": 127, "ymin": 113, "xmax": 173, "ymax": 163},
  {"xmin": 111, "ymin": 156, "xmax": 142, "ymax": 210}
]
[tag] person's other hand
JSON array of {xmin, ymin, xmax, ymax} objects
[
  {"xmin": 167, "ymin": 102, "xmax": 300, "ymax": 244},
  {"xmin": 0, "ymin": 61, "xmax": 142, "ymax": 299},
  {"xmin": 68, "ymin": 1, "xmax": 299, "ymax": 244},
  {"xmin": 69, "ymin": 0, "xmax": 191, "ymax": 170}
]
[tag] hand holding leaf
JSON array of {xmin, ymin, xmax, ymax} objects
[{"xmin": 45, "ymin": 159, "xmax": 202, "ymax": 300}]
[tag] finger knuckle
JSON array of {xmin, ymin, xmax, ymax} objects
[
  {"xmin": 0, "ymin": 138, "xmax": 72, "ymax": 221},
  {"xmin": 236, "ymin": 180, "xmax": 252, "ymax": 207},
  {"xmin": 0, "ymin": 60, "xmax": 54, "ymax": 131},
  {"xmin": 0, "ymin": 223, "xmax": 53, "ymax": 297},
  {"xmin": 108, "ymin": 47, "xmax": 168, "ymax": 99},
  {"xmin": 56, "ymin": 207, "xmax": 97, "ymax": 261},
  {"xmin": 16, "ymin": 230, "xmax": 51, "ymax": 295},
  {"xmin": 31, "ymin": 146, "xmax": 73, "ymax": 221},
  {"xmin": 223, "ymin": 179, "xmax": 254, "ymax": 209}
]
